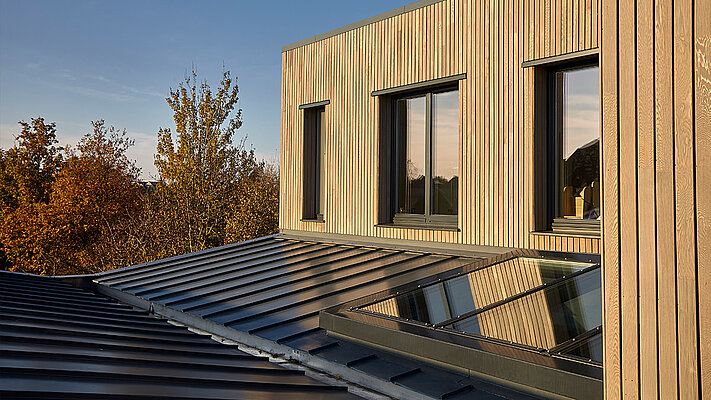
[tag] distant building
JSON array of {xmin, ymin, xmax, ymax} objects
[{"xmin": 138, "ymin": 180, "xmax": 158, "ymax": 193}]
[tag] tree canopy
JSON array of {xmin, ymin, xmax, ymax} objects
[
  {"xmin": 0, "ymin": 117, "xmax": 63, "ymax": 209},
  {"xmin": 0, "ymin": 121, "xmax": 142, "ymax": 275},
  {"xmin": 150, "ymin": 70, "xmax": 278, "ymax": 256},
  {"xmin": 0, "ymin": 69, "xmax": 279, "ymax": 275}
]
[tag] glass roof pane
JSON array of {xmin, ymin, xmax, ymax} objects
[
  {"xmin": 559, "ymin": 332, "xmax": 603, "ymax": 363},
  {"xmin": 448, "ymin": 267, "xmax": 601, "ymax": 351},
  {"xmin": 360, "ymin": 257, "xmax": 595, "ymax": 325}
]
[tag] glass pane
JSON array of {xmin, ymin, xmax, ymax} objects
[
  {"xmin": 361, "ymin": 257, "xmax": 594, "ymax": 325},
  {"xmin": 559, "ymin": 66, "xmax": 600, "ymax": 220},
  {"xmin": 397, "ymin": 96, "xmax": 426, "ymax": 214},
  {"xmin": 560, "ymin": 331, "xmax": 603, "ymax": 363},
  {"xmin": 432, "ymin": 90, "xmax": 459, "ymax": 215},
  {"xmin": 449, "ymin": 268, "xmax": 602, "ymax": 351},
  {"xmin": 318, "ymin": 109, "xmax": 326, "ymax": 217}
]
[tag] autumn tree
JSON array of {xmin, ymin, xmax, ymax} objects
[
  {"xmin": 0, "ymin": 120, "xmax": 143, "ymax": 275},
  {"xmin": 226, "ymin": 155, "xmax": 279, "ymax": 243},
  {"xmin": 0, "ymin": 117, "xmax": 64, "ymax": 270},
  {"xmin": 153, "ymin": 69, "xmax": 277, "ymax": 255},
  {"xmin": 0, "ymin": 117, "xmax": 63, "ymax": 209}
]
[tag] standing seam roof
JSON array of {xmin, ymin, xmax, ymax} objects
[
  {"xmin": 0, "ymin": 269, "xmax": 356, "ymax": 399},
  {"xmin": 93, "ymin": 234, "xmax": 541, "ymax": 399}
]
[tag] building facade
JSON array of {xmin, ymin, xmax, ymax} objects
[{"xmin": 280, "ymin": 0, "xmax": 709, "ymax": 398}]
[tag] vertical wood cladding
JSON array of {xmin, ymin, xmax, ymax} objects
[
  {"xmin": 601, "ymin": 0, "xmax": 709, "ymax": 397},
  {"xmin": 281, "ymin": 0, "xmax": 600, "ymax": 253},
  {"xmin": 281, "ymin": 0, "xmax": 709, "ymax": 398}
]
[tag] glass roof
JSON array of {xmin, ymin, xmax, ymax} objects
[
  {"xmin": 559, "ymin": 332, "xmax": 603, "ymax": 363},
  {"xmin": 360, "ymin": 257, "xmax": 594, "ymax": 325},
  {"xmin": 356, "ymin": 256, "xmax": 602, "ymax": 362},
  {"xmin": 448, "ymin": 268, "xmax": 602, "ymax": 351}
]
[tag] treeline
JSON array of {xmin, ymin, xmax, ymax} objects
[{"xmin": 0, "ymin": 71, "xmax": 279, "ymax": 276}]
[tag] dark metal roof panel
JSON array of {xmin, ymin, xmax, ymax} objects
[
  {"xmin": 94, "ymin": 235, "xmax": 542, "ymax": 399},
  {"xmin": 0, "ymin": 270, "xmax": 356, "ymax": 399}
]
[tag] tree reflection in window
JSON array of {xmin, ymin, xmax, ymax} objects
[{"xmin": 395, "ymin": 88, "xmax": 458, "ymax": 224}]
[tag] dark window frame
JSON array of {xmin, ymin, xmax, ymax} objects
[
  {"xmin": 533, "ymin": 56, "xmax": 600, "ymax": 236},
  {"xmin": 301, "ymin": 102, "xmax": 328, "ymax": 222},
  {"xmin": 391, "ymin": 85, "xmax": 460, "ymax": 229}
]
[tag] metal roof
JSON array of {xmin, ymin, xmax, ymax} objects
[
  {"xmin": 92, "ymin": 234, "xmax": 542, "ymax": 399},
  {"xmin": 0, "ymin": 269, "xmax": 356, "ymax": 399}
]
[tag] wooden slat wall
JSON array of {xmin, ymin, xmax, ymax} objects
[
  {"xmin": 280, "ymin": 0, "xmax": 600, "ymax": 254},
  {"xmin": 600, "ymin": 0, "xmax": 708, "ymax": 398},
  {"xmin": 281, "ymin": 0, "xmax": 709, "ymax": 397}
]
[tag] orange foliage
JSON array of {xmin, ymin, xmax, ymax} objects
[
  {"xmin": 1, "ymin": 121, "xmax": 142, "ymax": 275},
  {"xmin": 1, "ymin": 71, "xmax": 279, "ymax": 275}
]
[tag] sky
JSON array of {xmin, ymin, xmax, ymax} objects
[{"xmin": 0, "ymin": 0, "xmax": 411, "ymax": 179}]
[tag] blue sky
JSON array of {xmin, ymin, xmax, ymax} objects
[{"xmin": 0, "ymin": 0, "xmax": 410, "ymax": 178}]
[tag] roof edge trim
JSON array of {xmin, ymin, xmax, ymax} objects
[
  {"xmin": 278, "ymin": 229, "xmax": 510, "ymax": 258},
  {"xmin": 281, "ymin": 0, "xmax": 445, "ymax": 52},
  {"xmin": 90, "ymin": 281, "xmax": 436, "ymax": 400}
]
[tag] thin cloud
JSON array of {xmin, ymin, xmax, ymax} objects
[
  {"xmin": 92, "ymin": 75, "xmax": 165, "ymax": 98},
  {"xmin": 56, "ymin": 69, "xmax": 77, "ymax": 81},
  {"xmin": 59, "ymin": 84, "xmax": 135, "ymax": 102}
]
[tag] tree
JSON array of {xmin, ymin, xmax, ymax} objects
[
  {"xmin": 0, "ymin": 117, "xmax": 63, "ymax": 209},
  {"xmin": 226, "ymin": 155, "xmax": 279, "ymax": 243},
  {"xmin": 153, "ymin": 69, "xmax": 258, "ymax": 254},
  {"xmin": 1, "ymin": 70, "xmax": 280, "ymax": 274},
  {"xmin": 0, "ymin": 120, "xmax": 143, "ymax": 275},
  {"xmin": 0, "ymin": 117, "xmax": 64, "ymax": 270}
]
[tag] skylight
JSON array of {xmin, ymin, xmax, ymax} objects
[
  {"xmin": 356, "ymin": 256, "xmax": 601, "ymax": 363},
  {"xmin": 320, "ymin": 250, "xmax": 603, "ymax": 399}
]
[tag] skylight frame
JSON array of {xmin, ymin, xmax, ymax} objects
[{"xmin": 320, "ymin": 248, "xmax": 604, "ymax": 394}]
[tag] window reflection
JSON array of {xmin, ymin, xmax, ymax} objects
[
  {"xmin": 318, "ymin": 109, "xmax": 326, "ymax": 218},
  {"xmin": 361, "ymin": 257, "xmax": 594, "ymax": 325},
  {"xmin": 397, "ymin": 96, "xmax": 426, "ymax": 214},
  {"xmin": 394, "ymin": 88, "xmax": 459, "ymax": 222},
  {"xmin": 432, "ymin": 91, "xmax": 459, "ymax": 215},
  {"xmin": 561, "ymin": 332, "xmax": 603, "ymax": 362},
  {"xmin": 449, "ymin": 268, "xmax": 602, "ymax": 351},
  {"xmin": 557, "ymin": 66, "xmax": 600, "ymax": 220}
]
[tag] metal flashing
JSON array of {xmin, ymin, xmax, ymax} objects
[
  {"xmin": 278, "ymin": 229, "xmax": 510, "ymax": 258},
  {"xmin": 321, "ymin": 311, "xmax": 602, "ymax": 399},
  {"xmin": 370, "ymin": 73, "xmax": 467, "ymax": 96},
  {"xmin": 299, "ymin": 100, "xmax": 330, "ymax": 109},
  {"xmin": 521, "ymin": 48, "xmax": 600, "ymax": 68}
]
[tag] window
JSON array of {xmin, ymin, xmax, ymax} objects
[
  {"xmin": 301, "ymin": 101, "xmax": 328, "ymax": 221},
  {"xmin": 393, "ymin": 87, "xmax": 459, "ymax": 228},
  {"xmin": 549, "ymin": 64, "xmax": 600, "ymax": 233},
  {"xmin": 534, "ymin": 59, "xmax": 600, "ymax": 235}
]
